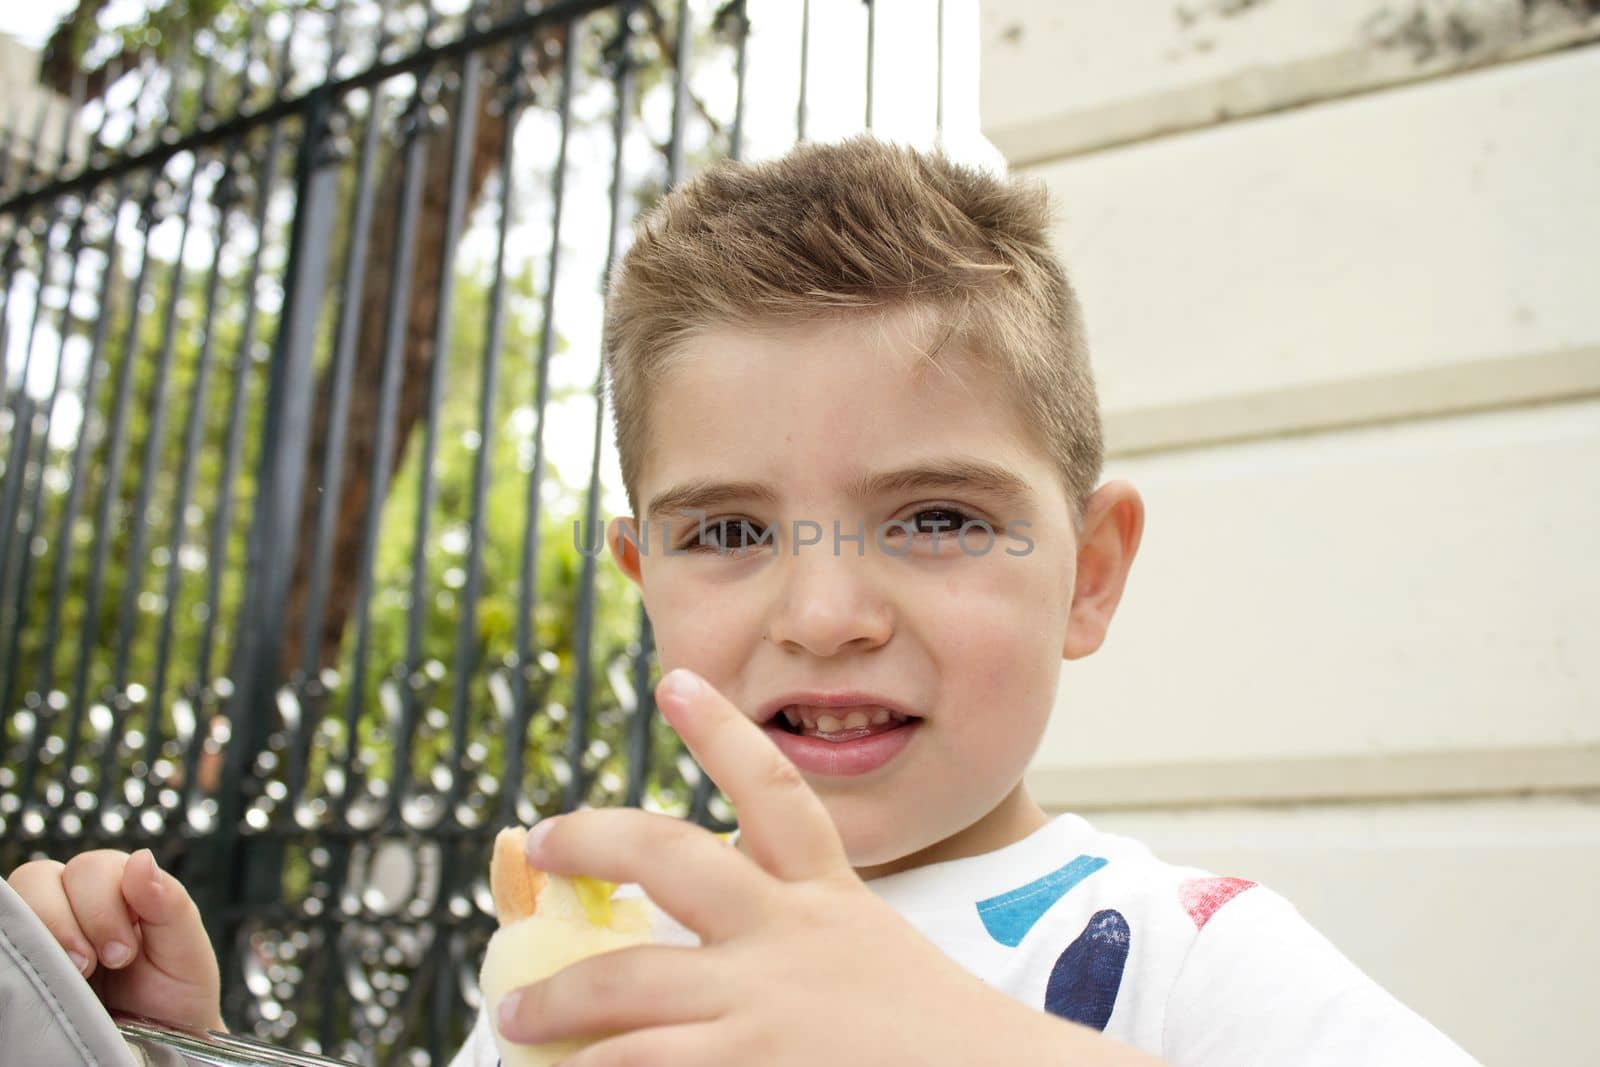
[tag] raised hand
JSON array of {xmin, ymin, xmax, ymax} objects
[
  {"xmin": 494, "ymin": 667, "xmax": 1164, "ymax": 1067},
  {"xmin": 6, "ymin": 848, "xmax": 224, "ymax": 1033}
]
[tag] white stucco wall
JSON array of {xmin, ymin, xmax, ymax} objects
[{"xmin": 982, "ymin": 2, "xmax": 1600, "ymax": 1062}]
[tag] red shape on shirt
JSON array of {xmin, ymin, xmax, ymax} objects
[{"xmin": 1179, "ymin": 876, "xmax": 1257, "ymax": 930}]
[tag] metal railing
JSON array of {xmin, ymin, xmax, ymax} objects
[{"xmin": 0, "ymin": 0, "xmax": 943, "ymax": 1061}]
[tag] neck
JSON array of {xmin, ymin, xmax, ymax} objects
[{"xmin": 852, "ymin": 785, "xmax": 1050, "ymax": 882}]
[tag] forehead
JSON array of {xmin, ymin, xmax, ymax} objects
[{"xmin": 638, "ymin": 313, "xmax": 1053, "ymax": 515}]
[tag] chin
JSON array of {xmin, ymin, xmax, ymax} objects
[{"xmin": 834, "ymin": 810, "xmax": 927, "ymax": 871}]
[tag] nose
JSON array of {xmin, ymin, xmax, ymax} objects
[{"xmin": 764, "ymin": 532, "xmax": 893, "ymax": 657}]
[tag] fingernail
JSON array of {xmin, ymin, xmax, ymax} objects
[
  {"xmin": 660, "ymin": 668, "xmax": 701, "ymax": 706},
  {"xmin": 523, "ymin": 819, "xmax": 558, "ymax": 860},
  {"xmin": 102, "ymin": 941, "xmax": 132, "ymax": 968},
  {"xmin": 68, "ymin": 950, "xmax": 92, "ymax": 975},
  {"xmin": 497, "ymin": 990, "xmax": 525, "ymax": 1039}
]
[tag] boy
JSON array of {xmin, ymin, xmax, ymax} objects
[{"xmin": 7, "ymin": 136, "xmax": 1480, "ymax": 1066}]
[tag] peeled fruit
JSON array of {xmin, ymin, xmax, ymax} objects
[{"xmin": 480, "ymin": 826, "xmax": 653, "ymax": 1067}]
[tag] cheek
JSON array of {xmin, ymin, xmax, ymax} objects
[
  {"xmin": 643, "ymin": 573, "xmax": 755, "ymax": 679},
  {"xmin": 932, "ymin": 572, "xmax": 1062, "ymax": 740}
]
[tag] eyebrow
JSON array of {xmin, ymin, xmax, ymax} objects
[{"xmin": 644, "ymin": 457, "xmax": 1036, "ymax": 520}]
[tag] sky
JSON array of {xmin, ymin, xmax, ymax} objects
[{"xmin": 0, "ymin": 0, "xmax": 78, "ymax": 49}]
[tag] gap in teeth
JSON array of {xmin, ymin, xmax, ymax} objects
[{"xmin": 782, "ymin": 705, "xmax": 902, "ymax": 733}]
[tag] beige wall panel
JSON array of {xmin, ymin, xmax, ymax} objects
[
  {"xmin": 1031, "ymin": 399, "xmax": 1600, "ymax": 804},
  {"xmin": 981, "ymin": 0, "xmax": 1600, "ymax": 163},
  {"xmin": 1019, "ymin": 46, "xmax": 1600, "ymax": 453},
  {"xmin": 1077, "ymin": 798, "xmax": 1600, "ymax": 1066}
]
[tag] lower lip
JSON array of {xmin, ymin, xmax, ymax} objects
[{"xmin": 761, "ymin": 718, "xmax": 921, "ymax": 777}]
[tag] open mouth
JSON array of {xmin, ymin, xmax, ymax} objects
[{"xmin": 767, "ymin": 704, "xmax": 922, "ymax": 743}]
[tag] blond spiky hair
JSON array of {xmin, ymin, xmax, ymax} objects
[{"xmin": 602, "ymin": 134, "xmax": 1103, "ymax": 528}]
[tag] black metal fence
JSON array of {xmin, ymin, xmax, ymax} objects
[{"xmin": 0, "ymin": 0, "xmax": 941, "ymax": 1061}]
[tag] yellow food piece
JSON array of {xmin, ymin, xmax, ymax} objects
[
  {"xmin": 482, "ymin": 828, "xmax": 652, "ymax": 1067},
  {"xmin": 572, "ymin": 876, "xmax": 617, "ymax": 926}
]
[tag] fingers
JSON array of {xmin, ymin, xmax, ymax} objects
[
  {"xmin": 555, "ymin": 1022, "xmax": 725, "ymax": 1067},
  {"xmin": 7, "ymin": 860, "xmax": 98, "ymax": 977},
  {"xmin": 119, "ymin": 849, "xmax": 220, "ymax": 993},
  {"xmin": 656, "ymin": 668, "xmax": 849, "ymax": 883},
  {"xmin": 58, "ymin": 850, "xmax": 145, "ymax": 974},
  {"xmin": 497, "ymin": 944, "xmax": 719, "ymax": 1046},
  {"xmin": 9, "ymin": 849, "xmax": 223, "ymax": 1033},
  {"xmin": 526, "ymin": 809, "xmax": 772, "ymax": 942}
]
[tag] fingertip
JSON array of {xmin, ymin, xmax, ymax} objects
[
  {"xmin": 659, "ymin": 668, "xmax": 702, "ymax": 707},
  {"xmin": 497, "ymin": 989, "xmax": 527, "ymax": 1042},
  {"xmin": 123, "ymin": 848, "xmax": 166, "ymax": 918}
]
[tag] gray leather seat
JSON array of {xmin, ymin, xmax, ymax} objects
[
  {"xmin": 0, "ymin": 872, "xmax": 137, "ymax": 1066},
  {"xmin": 0, "ymin": 875, "xmax": 353, "ymax": 1066}
]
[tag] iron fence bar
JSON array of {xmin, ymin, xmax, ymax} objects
[
  {"xmin": 108, "ymin": 156, "xmax": 201, "ymax": 695},
  {"xmin": 292, "ymin": 82, "xmax": 392, "ymax": 694},
  {"xmin": 27, "ymin": 183, "xmax": 127, "ymax": 713},
  {"xmin": 0, "ymin": 395, "xmax": 36, "ymax": 735},
  {"xmin": 19, "ymin": 53, "xmax": 136, "ymax": 725},
  {"xmin": 588, "ymin": 2, "xmax": 649, "ymax": 809},
  {"xmin": 1, "ymin": 90, "xmax": 53, "ymax": 196},
  {"xmin": 61, "ymin": 43, "xmax": 195, "ymax": 809},
  {"xmin": 207, "ymin": 92, "xmax": 339, "ymax": 946},
  {"xmin": 865, "ymin": 0, "xmax": 876, "ymax": 131},
  {"xmin": 667, "ymin": 0, "xmax": 691, "ymax": 189},
  {"xmin": 0, "ymin": 0, "xmax": 622, "ymax": 217},
  {"xmin": 726, "ymin": 0, "xmax": 749, "ymax": 162},
  {"xmin": 193, "ymin": 119, "xmax": 285, "ymax": 694},
  {"xmin": 936, "ymin": 0, "xmax": 946, "ymax": 141},
  {"xmin": 0, "ymin": 232, "xmax": 38, "ymax": 416},
  {"xmin": 56, "ymin": 184, "xmax": 161, "ymax": 814},
  {"xmin": 285, "ymin": 32, "xmax": 403, "ymax": 836},
  {"xmin": 446, "ymin": 42, "xmax": 527, "ymax": 805},
  {"xmin": 563, "ymin": 0, "xmax": 638, "ymax": 814},
  {"xmin": 0, "ymin": 237, "xmax": 21, "ymax": 379},
  {"xmin": 0, "ymin": 205, "xmax": 92, "ymax": 731},
  {"xmin": 233, "ymin": 8, "xmax": 270, "ymax": 116},
  {"xmin": 334, "ymin": 83, "xmax": 433, "ymax": 828},
  {"xmin": 797, "ymin": 0, "xmax": 811, "ymax": 142},
  {"xmin": 658, "ymin": 0, "xmax": 720, "ymax": 825},
  {"xmin": 144, "ymin": 147, "xmax": 240, "ymax": 768},
  {"xmin": 391, "ymin": 51, "xmax": 482, "ymax": 822},
  {"xmin": 0, "ymin": 216, "xmax": 59, "ymax": 567},
  {"xmin": 505, "ymin": 20, "xmax": 578, "ymax": 820}
]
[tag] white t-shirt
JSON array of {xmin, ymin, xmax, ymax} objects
[{"xmin": 451, "ymin": 813, "xmax": 1482, "ymax": 1065}]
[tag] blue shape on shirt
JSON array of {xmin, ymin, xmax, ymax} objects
[
  {"xmin": 975, "ymin": 854, "xmax": 1108, "ymax": 947},
  {"xmin": 1045, "ymin": 909, "xmax": 1131, "ymax": 1032}
]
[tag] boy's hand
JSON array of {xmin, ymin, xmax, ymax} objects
[
  {"xmin": 6, "ymin": 848, "xmax": 224, "ymax": 1033},
  {"xmin": 498, "ymin": 668, "xmax": 1166, "ymax": 1067}
]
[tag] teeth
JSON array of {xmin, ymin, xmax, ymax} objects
[{"xmin": 779, "ymin": 704, "xmax": 911, "ymax": 732}]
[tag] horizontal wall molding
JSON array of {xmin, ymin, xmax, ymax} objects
[
  {"xmin": 1104, "ymin": 344, "xmax": 1600, "ymax": 457},
  {"xmin": 1027, "ymin": 743, "xmax": 1600, "ymax": 812},
  {"xmin": 983, "ymin": 0, "xmax": 1600, "ymax": 167}
]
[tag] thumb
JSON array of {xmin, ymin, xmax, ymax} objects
[{"xmin": 119, "ymin": 849, "xmax": 223, "ymax": 1025}]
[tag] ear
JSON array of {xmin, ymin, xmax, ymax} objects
[
  {"xmin": 608, "ymin": 516, "xmax": 646, "ymax": 590},
  {"xmin": 1063, "ymin": 480, "xmax": 1145, "ymax": 661}
]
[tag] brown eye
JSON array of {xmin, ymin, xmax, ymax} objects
[
  {"xmin": 905, "ymin": 507, "xmax": 976, "ymax": 536},
  {"xmin": 687, "ymin": 518, "xmax": 766, "ymax": 554}
]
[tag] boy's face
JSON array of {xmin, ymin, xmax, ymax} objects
[{"xmin": 608, "ymin": 312, "xmax": 1140, "ymax": 876}]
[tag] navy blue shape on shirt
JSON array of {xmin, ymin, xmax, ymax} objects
[{"xmin": 1044, "ymin": 909, "xmax": 1131, "ymax": 1032}]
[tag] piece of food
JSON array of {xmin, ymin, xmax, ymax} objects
[{"xmin": 480, "ymin": 826, "xmax": 654, "ymax": 1067}]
